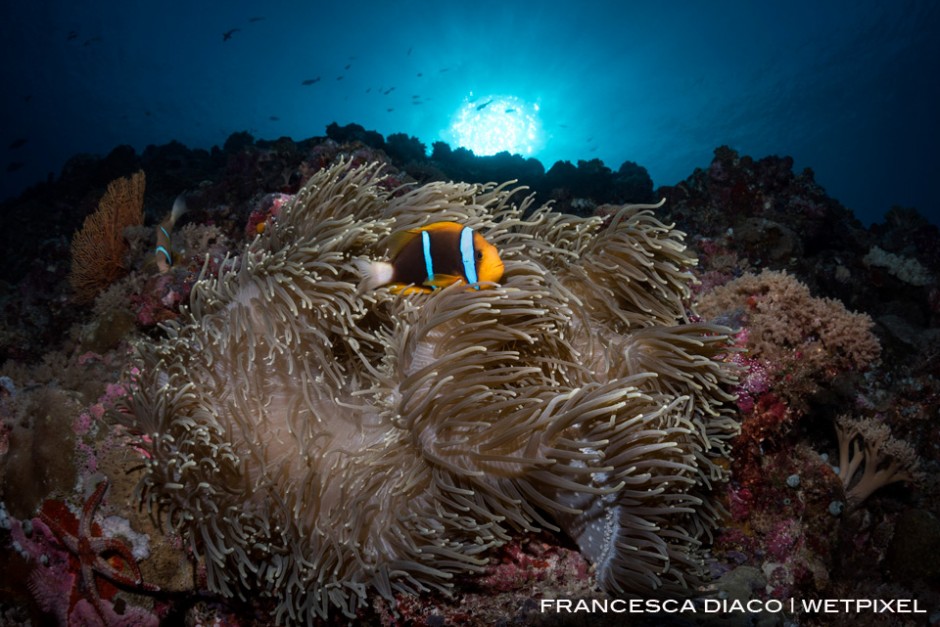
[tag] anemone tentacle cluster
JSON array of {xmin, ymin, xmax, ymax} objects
[{"xmin": 126, "ymin": 160, "xmax": 738, "ymax": 623}]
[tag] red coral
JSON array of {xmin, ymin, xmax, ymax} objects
[
  {"xmin": 732, "ymin": 392, "xmax": 794, "ymax": 488},
  {"xmin": 244, "ymin": 192, "xmax": 292, "ymax": 238},
  {"xmin": 476, "ymin": 540, "xmax": 553, "ymax": 592},
  {"xmin": 727, "ymin": 485, "xmax": 755, "ymax": 521},
  {"xmin": 765, "ymin": 519, "xmax": 800, "ymax": 562},
  {"xmin": 130, "ymin": 271, "xmax": 193, "ymax": 327}
]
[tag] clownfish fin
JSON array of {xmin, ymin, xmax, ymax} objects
[
  {"xmin": 423, "ymin": 274, "xmax": 463, "ymax": 290},
  {"xmin": 416, "ymin": 221, "xmax": 463, "ymax": 233},
  {"xmin": 169, "ymin": 194, "xmax": 188, "ymax": 224},
  {"xmin": 354, "ymin": 259, "xmax": 395, "ymax": 292},
  {"xmin": 154, "ymin": 194, "xmax": 189, "ymax": 273},
  {"xmin": 389, "ymin": 284, "xmax": 434, "ymax": 295},
  {"xmin": 386, "ymin": 229, "xmax": 421, "ymax": 259},
  {"xmin": 386, "ymin": 221, "xmax": 464, "ymax": 259}
]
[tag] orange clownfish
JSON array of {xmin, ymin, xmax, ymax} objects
[
  {"xmin": 154, "ymin": 194, "xmax": 187, "ymax": 273},
  {"xmin": 359, "ymin": 221, "xmax": 504, "ymax": 294}
]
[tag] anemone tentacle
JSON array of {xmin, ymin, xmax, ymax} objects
[{"xmin": 124, "ymin": 159, "xmax": 738, "ymax": 624}]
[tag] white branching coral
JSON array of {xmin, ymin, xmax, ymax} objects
[
  {"xmin": 862, "ymin": 245, "xmax": 933, "ymax": 286},
  {"xmin": 835, "ymin": 415, "xmax": 921, "ymax": 509},
  {"xmin": 124, "ymin": 160, "xmax": 739, "ymax": 624}
]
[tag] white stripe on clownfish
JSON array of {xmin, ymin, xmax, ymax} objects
[
  {"xmin": 459, "ymin": 226, "xmax": 478, "ymax": 287},
  {"xmin": 422, "ymin": 230, "xmax": 434, "ymax": 283}
]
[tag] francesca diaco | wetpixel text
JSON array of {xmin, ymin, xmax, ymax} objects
[{"xmin": 539, "ymin": 598, "xmax": 928, "ymax": 615}]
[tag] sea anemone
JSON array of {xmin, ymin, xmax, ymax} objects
[{"xmin": 124, "ymin": 160, "xmax": 739, "ymax": 623}]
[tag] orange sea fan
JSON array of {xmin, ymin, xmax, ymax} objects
[{"xmin": 68, "ymin": 171, "xmax": 146, "ymax": 303}]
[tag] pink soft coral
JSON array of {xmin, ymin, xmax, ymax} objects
[
  {"xmin": 697, "ymin": 269, "xmax": 880, "ymax": 409},
  {"xmin": 698, "ymin": 269, "xmax": 880, "ymax": 371}
]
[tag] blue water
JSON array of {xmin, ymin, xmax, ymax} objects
[{"xmin": 1, "ymin": 0, "xmax": 938, "ymax": 225}]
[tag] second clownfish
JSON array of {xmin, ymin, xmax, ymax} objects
[
  {"xmin": 154, "ymin": 194, "xmax": 188, "ymax": 273},
  {"xmin": 359, "ymin": 221, "xmax": 504, "ymax": 294}
]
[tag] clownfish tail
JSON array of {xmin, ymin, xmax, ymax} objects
[{"xmin": 354, "ymin": 259, "xmax": 394, "ymax": 292}]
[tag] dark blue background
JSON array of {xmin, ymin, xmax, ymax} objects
[{"xmin": 2, "ymin": 0, "xmax": 938, "ymax": 225}]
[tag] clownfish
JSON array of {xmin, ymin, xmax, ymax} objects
[
  {"xmin": 154, "ymin": 195, "xmax": 187, "ymax": 273},
  {"xmin": 359, "ymin": 221, "xmax": 504, "ymax": 294}
]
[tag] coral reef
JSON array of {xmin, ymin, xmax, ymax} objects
[
  {"xmin": 7, "ymin": 482, "xmax": 161, "ymax": 626},
  {"xmin": 123, "ymin": 159, "xmax": 738, "ymax": 622},
  {"xmin": 712, "ymin": 443, "xmax": 844, "ymax": 605},
  {"xmin": 31, "ymin": 479, "xmax": 158, "ymax": 625},
  {"xmin": 2, "ymin": 128, "xmax": 939, "ymax": 625},
  {"xmin": 373, "ymin": 535, "xmax": 597, "ymax": 625},
  {"xmin": 0, "ymin": 386, "xmax": 80, "ymax": 519},
  {"xmin": 697, "ymin": 268, "xmax": 880, "ymax": 409},
  {"xmin": 658, "ymin": 145, "xmax": 939, "ymax": 353},
  {"xmin": 698, "ymin": 269, "xmax": 880, "ymax": 370},
  {"xmin": 658, "ymin": 145, "xmax": 862, "ymax": 248},
  {"xmin": 862, "ymin": 245, "xmax": 934, "ymax": 287}
]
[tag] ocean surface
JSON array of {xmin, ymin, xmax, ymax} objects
[{"xmin": 1, "ymin": 0, "xmax": 938, "ymax": 224}]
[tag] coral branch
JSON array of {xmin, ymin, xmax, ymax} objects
[
  {"xmin": 834, "ymin": 415, "xmax": 921, "ymax": 509},
  {"xmin": 68, "ymin": 171, "xmax": 146, "ymax": 303}
]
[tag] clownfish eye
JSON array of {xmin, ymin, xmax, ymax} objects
[{"xmin": 475, "ymin": 251, "xmax": 483, "ymax": 260}]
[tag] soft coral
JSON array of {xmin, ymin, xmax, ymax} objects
[{"xmin": 835, "ymin": 415, "xmax": 921, "ymax": 509}]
